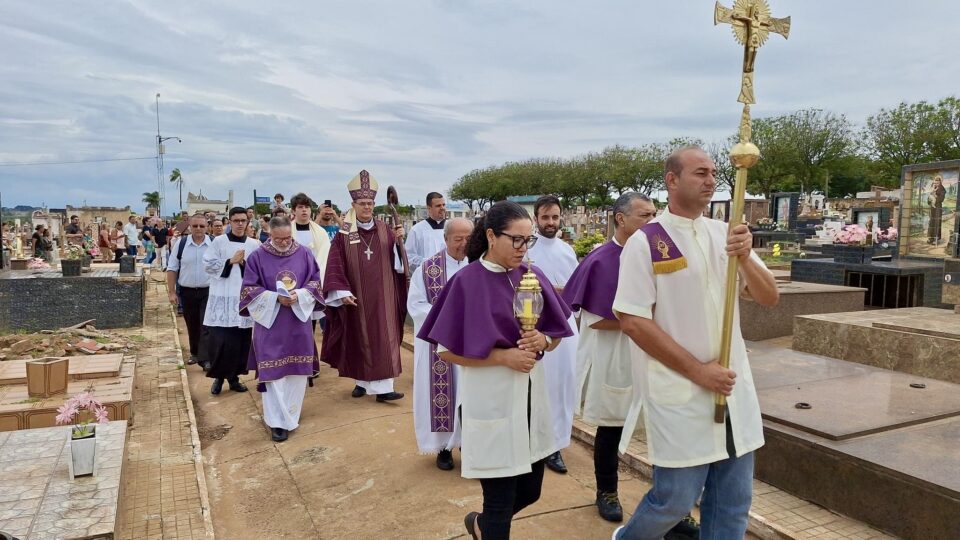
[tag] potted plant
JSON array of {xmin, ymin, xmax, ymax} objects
[
  {"xmin": 55, "ymin": 391, "xmax": 110, "ymax": 478},
  {"xmin": 61, "ymin": 245, "xmax": 83, "ymax": 277},
  {"xmin": 830, "ymin": 224, "xmax": 874, "ymax": 264}
]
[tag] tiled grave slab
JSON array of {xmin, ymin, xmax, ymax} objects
[
  {"xmin": 793, "ymin": 307, "xmax": 960, "ymax": 384},
  {"xmin": 758, "ymin": 371, "xmax": 960, "ymax": 440},
  {"xmin": 0, "ymin": 421, "xmax": 126, "ymax": 539},
  {"xmin": 749, "ymin": 341, "xmax": 960, "ymax": 538},
  {"xmin": 0, "ymin": 356, "xmax": 133, "ymax": 432},
  {"xmin": 0, "ymin": 354, "xmax": 123, "ymax": 386},
  {"xmin": 740, "ymin": 281, "xmax": 865, "ymax": 341}
]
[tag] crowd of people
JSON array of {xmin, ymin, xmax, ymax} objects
[{"xmin": 22, "ymin": 145, "xmax": 768, "ymax": 540}]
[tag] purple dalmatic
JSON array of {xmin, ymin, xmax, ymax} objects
[
  {"xmin": 418, "ymin": 261, "xmax": 573, "ymax": 360},
  {"xmin": 561, "ymin": 241, "xmax": 622, "ymax": 321},
  {"xmin": 421, "ymin": 251, "xmax": 455, "ymax": 432},
  {"xmin": 239, "ymin": 241, "xmax": 324, "ymax": 385}
]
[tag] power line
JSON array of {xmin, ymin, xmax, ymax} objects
[{"xmin": 0, "ymin": 156, "xmax": 157, "ymax": 167}]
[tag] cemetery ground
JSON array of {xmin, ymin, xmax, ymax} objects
[{"xmin": 0, "ymin": 267, "xmax": 914, "ymax": 538}]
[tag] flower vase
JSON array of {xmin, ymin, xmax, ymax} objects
[{"xmin": 68, "ymin": 426, "xmax": 97, "ymax": 479}]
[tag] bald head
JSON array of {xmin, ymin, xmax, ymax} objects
[{"xmin": 444, "ymin": 218, "xmax": 474, "ymax": 261}]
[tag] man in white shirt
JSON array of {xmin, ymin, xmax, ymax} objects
[
  {"xmin": 166, "ymin": 214, "xmax": 212, "ymax": 365},
  {"xmin": 404, "ymin": 192, "xmax": 447, "ymax": 272},
  {"xmin": 612, "ymin": 146, "xmax": 779, "ymax": 540},
  {"xmin": 526, "ymin": 195, "xmax": 579, "ymax": 475},
  {"xmin": 123, "ymin": 215, "xmax": 141, "ymax": 257}
]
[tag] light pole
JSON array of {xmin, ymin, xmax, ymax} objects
[{"xmin": 155, "ymin": 93, "xmax": 181, "ymax": 218}]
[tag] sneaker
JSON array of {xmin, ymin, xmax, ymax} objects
[
  {"xmin": 596, "ymin": 491, "xmax": 623, "ymax": 522},
  {"xmin": 665, "ymin": 514, "xmax": 700, "ymax": 540}
]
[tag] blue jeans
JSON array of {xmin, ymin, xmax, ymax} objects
[
  {"xmin": 126, "ymin": 245, "xmax": 138, "ymax": 257},
  {"xmin": 617, "ymin": 452, "xmax": 754, "ymax": 540}
]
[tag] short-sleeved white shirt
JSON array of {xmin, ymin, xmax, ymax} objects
[{"xmin": 613, "ymin": 206, "xmax": 768, "ymax": 468}]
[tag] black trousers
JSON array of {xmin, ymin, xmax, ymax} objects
[
  {"xmin": 478, "ymin": 459, "xmax": 545, "ymax": 539},
  {"xmin": 595, "ymin": 425, "xmax": 624, "ymax": 494},
  {"xmin": 179, "ymin": 286, "xmax": 209, "ymax": 356}
]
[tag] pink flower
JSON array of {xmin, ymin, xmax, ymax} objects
[
  {"xmin": 55, "ymin": 402, "xmax": 79, "ymax": 426},
  {"xmin": 93, "ymin": 405, "xmax": 110, "ymax": 424}
]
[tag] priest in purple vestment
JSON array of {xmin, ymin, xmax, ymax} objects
[
  {"xmin": 240, "ymin": 216, "xmax": 324, "ymax": 443},
  {"xmin": 417, "ymin": 201, "xmax": 573, "ymax": 540},
  {"xmin": 321, "ymin": 170, "xmax": 408, "ymax": 402}
]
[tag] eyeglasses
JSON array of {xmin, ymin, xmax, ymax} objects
[
  {"xmin": 501, "ymin": 234, "xmax": 538, "ymax": 249},
  {"xmin": 190, "ymin": 224, "xmax": 207, "ymax": 229},
  {"xmin": 272, "ymin": 236, "xmax": 293, "ymax": 245}
]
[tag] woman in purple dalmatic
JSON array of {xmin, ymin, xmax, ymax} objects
[{"xmin": 417, "ymin": 201, "xmax": 573, "ymax": 540}]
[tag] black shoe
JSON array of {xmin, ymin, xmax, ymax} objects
[
  {"xmin": 228, "ymin": 379, "xmax": 248, "ymax": 392},
  {"xmin": 211, "ymin": 379, "xmax": 224, "ymax": 395},
  {"xmin": 436, "ymin": 449, "xmax": 454, "ymax": 471},
  {"xmin": 596, "ymin": 491, "xmax": 623, "ymax": 522},
  {"xmin": 376, "ymin": 392, "xmax": 404, "ymax": 402},
  {"xmin": 463, "ymin": 511, "xmax": 480, "ymax": 540},
  {"xmin": 665, "ymin": 515, "xmax": 701, "ymax": 540},
  {"xmin": 351, "ymin": 385, "xmax": 366, "ymax": 398},
  {"xmin": 200, "ymin": 361, "xmax": 211, "ymax": 372},
  {"xmin": 545, "ymin": 451, "xmax": 567, "ymax": 474},
  {"xmin": 186, "ymin": 355, "xmax": 199, "ymax": 365},
  {"xmin": 271, "ymin": 427, "xmax": 288, "ymax": 442}
]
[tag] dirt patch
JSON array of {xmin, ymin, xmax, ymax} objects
[
  {"xmin": 198, "ymin": 423, "xmax": 233, "ymax": 442},
  {"xmin": 289, "ymin": 445, "xmax": 335, "ymax": 466}
]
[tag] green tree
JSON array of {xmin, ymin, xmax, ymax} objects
[
  {"xmin": 169, "ymin": 168, "xmax": 184, "ymax": 212},
  {"xmin": 779, "ymin": 109, "xmax": 855, "ymax": 194},
  {"xmin": 861, "ymin": 101, "xmax": 939, "ymax": 183},
  {"xmin": 142, "ymin": 191, "xmax": 161, "ymax": 211}
]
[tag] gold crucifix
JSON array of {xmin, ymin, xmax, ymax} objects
[
  {"xmin": 711, "ymin": 0, "xmax": 790, "ymax": 424},
  {"xmin": 715, "ymin": 0, "xmax": 790, "ymax": 104}
]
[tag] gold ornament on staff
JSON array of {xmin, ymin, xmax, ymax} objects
[
  {"xmin": 513, "ymin": 260, "xmax": 544, "ymax": 331},
  {"xmin": 713, "ymin": 0, "xmax": 790, "ymax": 424}
]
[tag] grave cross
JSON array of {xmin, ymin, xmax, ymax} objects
[{"xmin": 714, "ymin": 0, "xmax": 791, "ymax": 104}]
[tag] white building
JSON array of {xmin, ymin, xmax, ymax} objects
[{"xmin": 186, "ymin": 190, "xmax": 234, "ymax": 216}]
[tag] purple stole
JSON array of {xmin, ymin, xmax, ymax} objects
[
  {"xmin": 422, "ymin": 251, "xmax": 456, "ymax": 433},
  {"xmin": 640, "ymin": 222, "xmax": 687, "ymax": 274}
]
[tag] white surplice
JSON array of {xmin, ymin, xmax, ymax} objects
[
  {"xmin": 404, "ymin": 219, "xmax": 446, "ymax": 272},
  {"xmin": 202, "ymin": 235, "xmax": 260, "ymax": 329},
  {"xmin": 408, "ymin": 250, "xmax": 468, "ymax": 454},
  {"xmin": 527, "ymin": 235, "xmax": 580, "ymax": 450}
]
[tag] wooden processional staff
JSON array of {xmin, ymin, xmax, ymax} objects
[{"xmin": 712, "ymin": 0, "xmax": 790, "ymax": 423}]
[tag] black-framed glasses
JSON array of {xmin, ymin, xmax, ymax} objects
[{"xmin": 501, "ymin": 234, "xmax": 538, "ymax": 249}]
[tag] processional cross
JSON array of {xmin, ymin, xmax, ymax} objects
[{"xmin": 711, "ymin": 0, "xmax": 790, "ymax": 424}]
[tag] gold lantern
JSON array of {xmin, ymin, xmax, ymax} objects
[{"xmin": 513, "ymin": 260, "xmax": 544, "ymax": 331}]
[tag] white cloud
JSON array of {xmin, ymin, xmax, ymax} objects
[{"xmin": 1, "ymin": 0, "xmax": 958, "ymax": 212}]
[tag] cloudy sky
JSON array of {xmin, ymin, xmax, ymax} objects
[{"xmin": 0, "ymin": 0, "xmax": 956, "ymax": 212}]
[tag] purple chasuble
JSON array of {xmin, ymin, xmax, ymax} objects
[
  {"xmin": 417, "ymin": 261, "xmax": 573, "ymax": 360},
  {"xmin": 321, "ymin": 220, "xmax": 408, "ymax": 381},
  {"xmin": 421, "ymin": 251, "xmax": 455, "ymax": 432},
  {"xmin": 239, "ymin": 241, "xmax": 324, "ymax": 384},
  {"xmin": 561, "ymin": 241, "xmax": 621, "ymax": 321}
]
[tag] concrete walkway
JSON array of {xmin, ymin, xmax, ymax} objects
[{"xmin": 183, "ymin": 326, "xmax": 651, "ymax": 538}]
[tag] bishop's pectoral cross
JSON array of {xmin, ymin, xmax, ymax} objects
[
  {"xmin": 714, "ymin": 0, "xmax": 790, "ymax": 104},
  {"xmin": 364, "ymin": 246, "xmax": 373, "ymax": 260}
]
